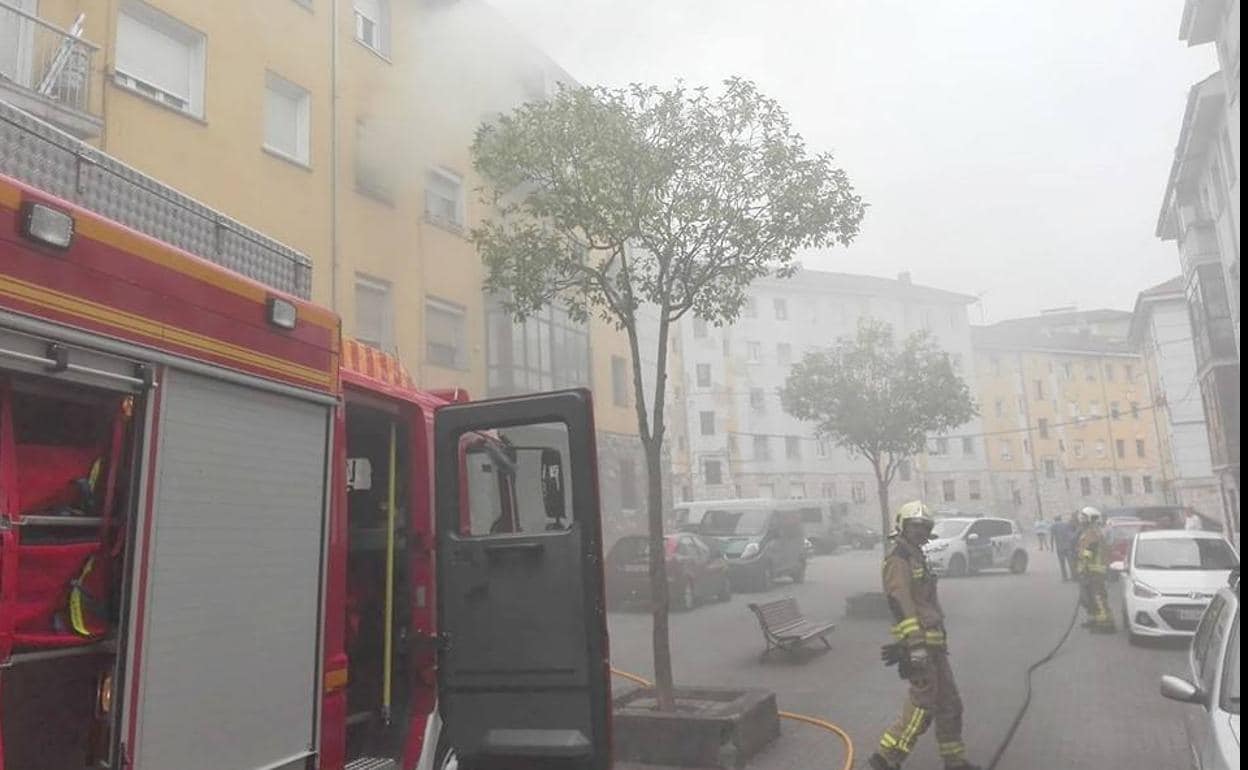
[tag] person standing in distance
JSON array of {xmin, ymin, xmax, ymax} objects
[{"xmin": 870, "ymin": 502, "xmax": 981, "ymax": 770}]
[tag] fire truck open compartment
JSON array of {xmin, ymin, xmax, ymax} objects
[
  {"xmin": 1, "ymin": 367, "xmax": 145, "ymax": 770},
  {"xmin": 344, "ymin": 401, "xmax": 413, "ymax": 762}
]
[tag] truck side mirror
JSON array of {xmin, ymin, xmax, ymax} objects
[{"xmin": 541, "ymin": 447, "xmax": 566, "ymax": 525}]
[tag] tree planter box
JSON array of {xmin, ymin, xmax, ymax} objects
[
  {"xmin": 846, "ymin": 591, "xmax": 893, "ymax": 620},
  {"xmin": 613, "ymin": 686, "xmax": 780, "ymax": 768}
]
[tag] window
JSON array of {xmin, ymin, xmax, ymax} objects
[
  {"xmin": 743, "ymin": 297, "xmax": 757, "ymax": 318},
  {"xmin": 1023, "ymin": 439, "xmax": 1031, "ymax": 455},
  {"xmin": 1095, "ymin": 440, "xmax": 1106, "ymax": 458},
  {"xmin": 696, "ymin": 363, "xmax": 711, "ymax": 387},
  {"xmin": 1080, "ymin": 477, "xmax": 1092, "ymax": 496},
  {"xmin": 1010, "ymin": 481, "xmax": 1022, "ymax": 505},
  {"xmin": 746, "ymin": 341, "xmax": 762, "ymax": 362},
  {"xmin": 425, "ymin": 168, "xmax": 464, "ymax": 228},
  {"xmin": 619, "ymin": 459, "xmax": 639, "ymax": 509},
  {"xmin": 754, "ymin": 435, "xmax": 771, "ymax": 461},
  {"xmin": 1221, "ymin": 127, "xmax": 1237, "ymax": 185},
  {"xmin": 1101, "ymin": 476, "xmax": 1113, "ymax": 495},
  {"xmin": 749, "ymin": 388, "xmax": 766, "ymax": 412},
  {"xmin": 1037, "ymin": 418, "xmax": 1049, "ymax": 439},
  {"xmin": 1073, "ymin": 440, "xmax": 1085, "ymax": 458},
  {"xmin": 1142, "ymin": 475, "xmax": 1154, "ymax": 494},
  {"xmin": 758, "ymin": 483, "xmax": 775, "ymax": 498},
  {"xmin": 611, "ymin": 355, "xmax": 629, "ymax": 407},
  {"xmin": 1089, "ymin": 400, "xmax": 1101, "ymax": 417},
  {"xmin": 1063, "ymin": 362, "xmax": 1073, "ymax": 380},
  {"xmin": 1044, "ymin": 458, "xmax": 1056, "ymax": 479},
  {"xmin": 1069, "ymin": 401, "xmax": 1080, "ymax": 419},
  {"xmin": 263, "ymin": 72, "xmax": 310, "ymax": 164},
  {"xmin": 485, "ymin": 300, "xmax": 590, "ymax": 395},
  {"xmin": 785, "ymin": 436, "xmax": 801, "ymax": 460},
  {"xmin": 693, "ymin": 318, "xmax": 708, "ymax": 338},
  {"xmin": 722, "ymin": 337, "xmax": 731, "ymax": 357},
  {"xmin": 1110, "ymin": 402, "xmax": 1120, "ymax": 420},
  {"xmin": 1122, "ymin": 476, "xmax": 1134, "ymax": 495},
  {"xmin": 1034, "ymin": 380, "xmax": 1045, "ymax": 399},
  {"xmin": 816, "ymin": 438, "xmax": 830, "ymax": 458},
  {"xmin": 354, "ymin": 275, "xmax": 394, "ymax": 352},
  {"xmin": 1085, "ymin": 364, "xmax": 1096, "ymax": 382},
  {"xmin": 1017, "ymin": 396, "xmax": 1026, "ymax": 413},
  {"xmin": 899, "ymin": 460, "xmax": 912, "ymax": 481},
  {"xmin": 851, "ymin": 481, "xmax": 867, "ymax": 503},
  {"xmin": 1125, "ymin": 365, "xmax": 1135, "ymax": 382},
  {"xmin": 115, "ymin": 1, "xmax": 205, "ymax": 117},
  {"xmin": 1135, "ymin": 439, "xmax": 1145, "ymax": 458},
  {"xmin": 962, "ymin": 437, "xmax": 975, "ymax": 456},
  {"xmin": 355, "ymin": 118, "xmax": 395, "ymax": 202},
  {"xmin": 928, "ymin": 437, "xmax": 949, "ymax": 456},
  {"xmin": 1130, "ymin": 401, "xmax": 1140, "ymax": 419},
  {"xmin": 1105, "ymin": 364, "xmax": 1115, "ymax": 381},
  {"xmin": 776, "ymin": 343, "xmax": 793, "ymax": 366},
  {"xmin": 1115, "ymin": 439, "xmax": 1125, "ymax": 459},
  {"xmin": 942, "ymin": 480, "xmax": 956, "ymax": 502},
  {"xmin": 821, "ymin": 483, "xmax": 836, "ymax": 499},
  {"xmin": 699, "ymin": 411, "xmax": 715, "ymax": 436},
  {"xmin": 425, "ymin": 297, "xmax": 467, "ymax": 369},
  {"xmin": 968, "ymin": 479, "xmax": 982, "ymax": 500},
  {"xmin": 703, "ymin": 459, "xmax": 723, "ymax": 486},
  {"xmin": 353, "ymin": 0, "xmax": 390, "ymax": 55},
  {"xmin": 995, "ymin": 399, "xmax": 1005, "ymax": 418},
  {"xmin": 999, "ymin": 440, "xmax": 1013, "ymax": 460},
  {"xmin": 774, "ymin": 298, "xmax": 788, "ymax": 320}
]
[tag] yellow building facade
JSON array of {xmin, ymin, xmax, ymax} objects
[
  {"xmin": 5, "ymin": 0, "xmax": 636, "ymax": 427},
  {"xmin": 973, "ymin": 314, "xmax": 1167, "ymax": 523}
]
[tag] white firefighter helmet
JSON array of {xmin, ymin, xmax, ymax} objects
[
  {"xmin": 895, "ymin": 500, "xmax": 935, "ymax": 534},
  {"xmin": 1079, "ymin": 506, "xmax": 1103, "ymax": 525}
]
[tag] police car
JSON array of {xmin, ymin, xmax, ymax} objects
[{"xmin": 922, "ymin": 516, "xmax": 1029, "ymax": 577}]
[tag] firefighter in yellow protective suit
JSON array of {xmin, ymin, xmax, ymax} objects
[
  {"xmin": 869, "ymin": 502, "xmax": 981, "ymax": 770},
  {"xmin": 1074, "ymin": 506, "xmax": 1117, "ymax": 633}
]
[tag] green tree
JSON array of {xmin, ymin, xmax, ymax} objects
[
  {"xmin": 780, "ymin": 320, "xmax": 976, "ymax": 537},
  {"xmin": 471, "ymin": 78, "xmax": 864, "ymax": 709}
]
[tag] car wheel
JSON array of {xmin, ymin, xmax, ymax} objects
[
  {"xmin": 674, "ymin": 579, "xmax": 695, "ymax": 611},
  {"xmin": 754, "ymin": 562, "xmax": 773, "ymax": 592},
  {"xmin": 792, "ymin": 560, "xmax": 807, "ymax": 584},
  {"xmin": 435, "ymin": 728, "xmax": 459, "ymax": 770},
  {"xmin": 947, "ymin": 554, "xmax": 968, "ymax": 578},
  {"xmin": 1009, "ymin": 551, "xmax": 1028, "ymax": 574}
]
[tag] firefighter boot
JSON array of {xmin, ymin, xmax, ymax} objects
[{"xmin": 868, "ymin": 753, "xmax": 900, "ymax": 770}]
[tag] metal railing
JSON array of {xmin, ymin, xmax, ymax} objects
[{"xmin": 0, "ymin": 2, "xmax": 97, "ymax": 115}]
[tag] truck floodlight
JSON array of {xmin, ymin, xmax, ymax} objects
[
  {"xmin": 267, "ymin": 296, "xmax": 298, "ymax": 330},
  {"xmin": 20, "ymin": 201, "xmax": 74, "ymax": 250}
]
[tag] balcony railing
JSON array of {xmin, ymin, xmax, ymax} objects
[{"xmin": 0, "ymin": 2, "xmax": 100, "ymax": 137}]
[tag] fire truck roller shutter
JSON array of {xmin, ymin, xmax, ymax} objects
[{"xmin": 128, "ymin": 368, "xmax": 330, "ymax": 770}]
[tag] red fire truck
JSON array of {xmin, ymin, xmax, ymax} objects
[{"xmin": 0, "ymin": 117, "xmax": 610, "ymax": 769}]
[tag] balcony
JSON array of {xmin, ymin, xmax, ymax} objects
[{"xmin": 0, "ymin": 2, "xmax": 102, "ymax": 139}]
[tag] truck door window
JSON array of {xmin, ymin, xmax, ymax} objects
[{"xmin": 461, "ymin": 422, "xmax": 571, "ymax": 536}]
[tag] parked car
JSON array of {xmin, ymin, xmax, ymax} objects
[
  {"xmin": 1104, "ymin": 518, "xmax": 1159, "ymax": 581},
  {"xmin": 923, "ymin": 516, "xmax": 1029, "ymax": 577},
  {"xmin": 1113, "ymin": 530, "xmax": 1239, "ymax": 641},
  {"xmin": 605, "ymin": 533, "xmax": 731, "ymax": 611},
  {"xmin": 796, "ymin": 500, "xmax": 851, "ymax": 553},
  {"xmin": 1159, "ymin": 569, "xmax": 1239, "ymax": 770},
  {"xmin": 698, "ymin": 503, "xmax": 808, "ymax": 591},
  {"xmin": 842, "ymin": 520, "xmax": 884, "ymax": 550},
  {"xmin": 1104, "ymin": 505, "xmax": 1219, "ymax": 532}
]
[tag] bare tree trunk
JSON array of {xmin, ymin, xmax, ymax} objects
[{"xmin": 875, "ymin": 463, "xmax": 891, "ymax": 543}]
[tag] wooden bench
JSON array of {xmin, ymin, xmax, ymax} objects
[{"xmin": 747, "ymin": 597, "xmax": 836, "ymax": 661}]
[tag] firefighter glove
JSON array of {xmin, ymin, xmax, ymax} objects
[{"xmin": 880, "ymin": 641, "xmax": 905, "ymax": 668}]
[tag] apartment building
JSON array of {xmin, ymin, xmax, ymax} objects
[
  {"xmin": 1156, "ymin": 0, "xmax": 1240, "ymax": 543},
  {"xmin": 972, "ymin": 311, "xmax": 1168, "ymax": 524},
  {"xmin": 670, "ymin": 269, "xmax": 990, "ymax": 527},
  {"xmin": 1130, "ymin": 278, "xmax": 1225, "ymax": 519},
  {"xmin": 0, "ymin": 0, "xmax": 647, "ymax": 525}
]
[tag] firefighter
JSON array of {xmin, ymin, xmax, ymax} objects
[
  {"xmin": 1074, "ymin": 506, "xmax": 1116, "ymax": 633},
  {"xmin": 870, "ymin": 501, "xmax": 981, "ymax": 770}
]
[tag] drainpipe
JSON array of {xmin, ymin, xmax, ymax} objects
[{"xmin": 329, "ymin": 0, "xmax": 341, "ymax": 311}]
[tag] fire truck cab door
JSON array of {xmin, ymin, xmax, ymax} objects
[{"xmin": 433, "ymin": 389, "xmax": 610, "ymax": 770}]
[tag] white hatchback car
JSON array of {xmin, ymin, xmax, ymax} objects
[
  {"xmin": 1113, "ymin": 530, "xmax": 1239, "ymax": 641},
  {"xmin": 923, "ymin": 516, "xmax": 1029, "ymax": 577}
]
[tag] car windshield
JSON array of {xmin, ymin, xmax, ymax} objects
[
  {"xmin": 931, "ymin": 520, "xmax": 971, "ymax": 539},
  {"xmin": 1107, "ymin": 523, "xmax": 1151, "ymax": 543},
  {"xmin": 701, "ymin": 509, "xmax": 770, "ymax": 536},
  {"xmin": 609, "ymin": 536, "xmax": 674, "ymax": 563},
  {"xmin": 1133, "ymin": 538, "xmax": 1239, "ymax": 571},
  {"xmin": 1224, "ymin": 611, "xmax": 1240, "ymax": 714}
]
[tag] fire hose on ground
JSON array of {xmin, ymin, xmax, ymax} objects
[{"xmin": 611, "ymin": 590, "xmax": 1083, "ymax": 770}]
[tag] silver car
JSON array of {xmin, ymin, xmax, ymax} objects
[{"xmin": 1160, "ymin": 570, "xmax": 1240, "ymax": 770}]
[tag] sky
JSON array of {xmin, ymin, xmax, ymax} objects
[{"xmin": 484, "ymin": 0, "xmax": 1217, "ymax": 323}]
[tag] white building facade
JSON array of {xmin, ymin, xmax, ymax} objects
[{"xmin": 670, "ymin": 270, "xmax": 990, "ymax": 527}]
